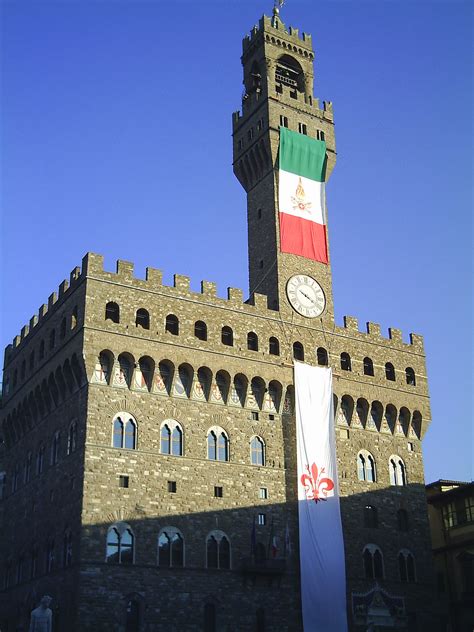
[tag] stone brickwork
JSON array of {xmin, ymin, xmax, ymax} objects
[{"xmin": 0, "ymin": 9, "xmax": 438, "ymax": 632}]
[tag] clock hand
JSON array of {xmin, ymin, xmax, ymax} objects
[{"xmin": 298, "ymin": 289, "xmax": 315, "ymax": 303}]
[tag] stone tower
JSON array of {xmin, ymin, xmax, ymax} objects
[{"xmin": 232, "ymin": 10, "xmax": 336, "ymax": 318}]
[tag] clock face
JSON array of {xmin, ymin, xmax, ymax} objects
[{"xmin": 286, "ymin": 275, "xmax": 326, "ymax": 318}]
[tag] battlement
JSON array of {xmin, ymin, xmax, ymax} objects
[
  {"xmin": 242, "ymin": 14, "xmax": 313, "ymax": 53},
  {"xmin": 5, "ymin": 252, "xmax": 425, "ymax": 364},
  {"xmin": 5, "ymin": 264, "xmax": 83, "ymax": 362},
  {"xmin": 82, "ymin": 252, "xmax": 269, "ymax": 312},
  {"xmin": 339, "ymin": 316, "xmax": 424, "ymax": 352}
]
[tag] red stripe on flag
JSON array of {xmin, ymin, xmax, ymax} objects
[{"xmin": 279, "ymin": 213, "xmax": 328, "ymax": 264}]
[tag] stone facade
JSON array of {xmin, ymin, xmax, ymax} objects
[
  {"xmin": 1, "ymin": 10, "xmax": 438, "ymax": 632},
  {"xmin": 426, "ymin": 480, "xmax": 474, "ymax": 631}
]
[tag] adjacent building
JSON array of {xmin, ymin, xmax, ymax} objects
[
  {"xmin": 426, "ymin": 479, "xmax": 474, "ymax": 632},
  {"xmin": 1, "ymin": 9, "xmax": 439, "ymax": 631}
]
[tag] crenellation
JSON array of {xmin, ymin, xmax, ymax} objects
[
  {"xmin": 366, "ymin": 322, "xmax": 382, "ymax": 337},
  {"xmin": 389, "ymin": 328, "xmax": 403, "ymax": 344},
  {"xmin": 70, "ymin": 266, "xmax": 81, "ymax": 284},
  {"xmin": 48, "ymin": 292, "xmax": 58, "ymax": 309},
  {"xmin": 115, "ymin": 259, "xmax": 134, "ymax": 280},
  {"xmin": 173, "ymin": 274, "xmax": 190, "ymax": 292},
  {"xmin": 13, "ymin": 335, "xmax": 21, "ymax": 348},
  {"xmin": 145, "ymin": 267, "xmax": 163, "ymax": 287},
  {"xmin": 409, "ymin": 333, "xmax": 424, "ymax": 352},
  {"xmin": 20, "ymin": 325, "xmax": 29, "ymax": 340},
  {"xmin": 58, "ymin": 279, "xmax": 69, "ymax": 298},
  {"xmin": 82, "ymin": 252, "xmax": 104, "ymax": 277},
  {"xmin": 227, "ymin": 287, "xmax": 244, "ymax": 303},
  {"xmin": 201, "ymin": 280, "xmax": 217, "ymax": 297},
  {"xmin": 38, "ymin": 303, "xmax": 48, "ymax": 320},
  {"xmin": 344, "ymin": 315, "xmax": 359, "ymax": 332},
  {"xmin": 29, "ymin": 315, "xmax": 38, "ymax": 330}
]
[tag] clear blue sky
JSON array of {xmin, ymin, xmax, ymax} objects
[{"xmin": 1, "ymin": 0, "xmax": 472, "ymax": 483}]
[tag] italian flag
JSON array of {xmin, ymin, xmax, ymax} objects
[{"xmin": 278, "ymin": 127, "xmax": 328, "ymax": 264}]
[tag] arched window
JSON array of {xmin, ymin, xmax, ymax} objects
[
  {"xmin": 363, "ymin": 505, "xmax": 378, "ymax": 528},
  {"xmin": 293, "ymin": 341, "xmax": 304, "ymax": 361},
  {"xmin": 399, "ymin": 550, "xmax": 416, "ymax": 582},
  {"xmin": 125, "ymin": 597, "xmax": 140, "ymax": 632},
  {"xmin": 363, "ymin": 544, "xmax": 384, "ymax": 579},
  {"xmin": 49, "ymin": 329, "xmax": 56, "ymax": 351},
  {"xmin": 106, "ymin": 523, "xmax": 134, "ymax": 564},
  {"xmin": 405, "ymin": 367, "xmax": 416, "ymax": 386},
  {"xmin": 60, "ymin": 318, "xmax": 67, "ymax": 340},
  {"xmin": 207, "ymin": 429, "xmax": 229, "ymax": 462},
  {"xmin": 71, "ymin": 306, "xmax": 78, "ymax": 329},
  {"xmin": 250, "ymin": 437, "xmax": 265, "ymax": 466},
  {"xmin": 204, "ymin": 603, "xmax": 216, "ymax": 632},
  {"xmin": 135, "ymin": 308, "xmax": 150, "ymax": 330},
  {"xmin": 340, "ymin": 352, "xmax": 351, "ymax": 371},
  {"xmin": 46, "ymin": 539, "xmax": 55, "ymax": 573},
  {"xmin": 357, "ymin": 451, "xmax": 376, "ymax": 482},
  {"xmin": 385, "ymin": 362, "xmax": 396, "ymax": 381},
  {"xmin": 275, "ymin": 54, "xmax": 305, "ymax": 95},
  {"xmin": 389, "ymin": 456, "xmax": 407, "ymax": 486},
  {"xmin": 67, "ymin": 421, "xmax": 77, "ymax": 455},
  {"xmin": 397, "ymin": 509, "xmax": 409, "ymax": 532},
  {"xmin": 194, "ymin": 320, "xmax": 207, "ymax": 341},
  {"xmin": 160, "ymin": 421, "xmax": 183, "ymax": 456},
  {"xmin": 125, "ymin": 418, "xmax": 137, "ymax": 449},
  {"xmin": 269, "ymin": 337, "xmax": 280, "ymax": 355},
  {"xmin": 158, "ymin": 527, "xmax": 184, "ymax": 567},
  {"xmin": 112, "ymin": 414, "xmax": 137, "ymax": 450},
  {"xmin": 36, "ymin": 445, "xmax": 45, "ymax": 475},
  {"xmin": 63, "ymin": 530, "xmax": 73, "ymax": 568},
  {"xmin": 51, "ymin": 431, "xmax": 60, "ymax": 465},
  {"xmin": 247, "ymin": 332, "xmax": 259, "ymax": 351},
  {"xmin": 105, "ymin": 302, "xmax": 120, "ymax": 323},
  {"xmin": 221, "ymin": 326, "xmax": 233, "ymax": 346},
  {"xmin": 113, "ymin": 417, "xmax": 124, "ymax": 448},
  {"xmin": 165, "ymin": 314, "xmax": 179, "ymax": 335},
  {"xmin": 206, "ymin": 531, "xmax": 231, "ymax": 569},
  {"xmin": 317, "ymin": 347, "xmax": 328, "ymax": 366},
  {"xmin": 363, "ymin": 357, "xmax": 374, "ymax": 376}
]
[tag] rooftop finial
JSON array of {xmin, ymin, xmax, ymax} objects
[{"xmin": 273, "ymin": 0, "xmax": 284, "ymax": 16}]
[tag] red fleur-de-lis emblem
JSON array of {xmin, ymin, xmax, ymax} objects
[{"xmin": 300, "ymin": 463, "xmax": 334, "ymax": 503}]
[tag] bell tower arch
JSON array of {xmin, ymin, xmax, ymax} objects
[{"xmin": 232, "ymin": 10, "xmax": 336, "ymax": 323}]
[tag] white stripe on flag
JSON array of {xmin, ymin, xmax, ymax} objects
[
  {"xmin": 295, "ymin": 362, "xmax": 348, "ymax": 632},
  {"xmin": 279, "ymin": 169, "xmax": 325, "ymax": 223}
]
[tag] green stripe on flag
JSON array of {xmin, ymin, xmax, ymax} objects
[{"xmin": 279, "ymin": 127, "xmax": 327, "ymax": 182}]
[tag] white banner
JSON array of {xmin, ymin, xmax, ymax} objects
[{"xmin": 295, "ymin": 362, "xmax": 348, "ymax": 632}]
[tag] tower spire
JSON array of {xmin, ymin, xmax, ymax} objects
[{"xmin": 273, "ymin": 0, "xmax": 284, "ymax": 16}]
